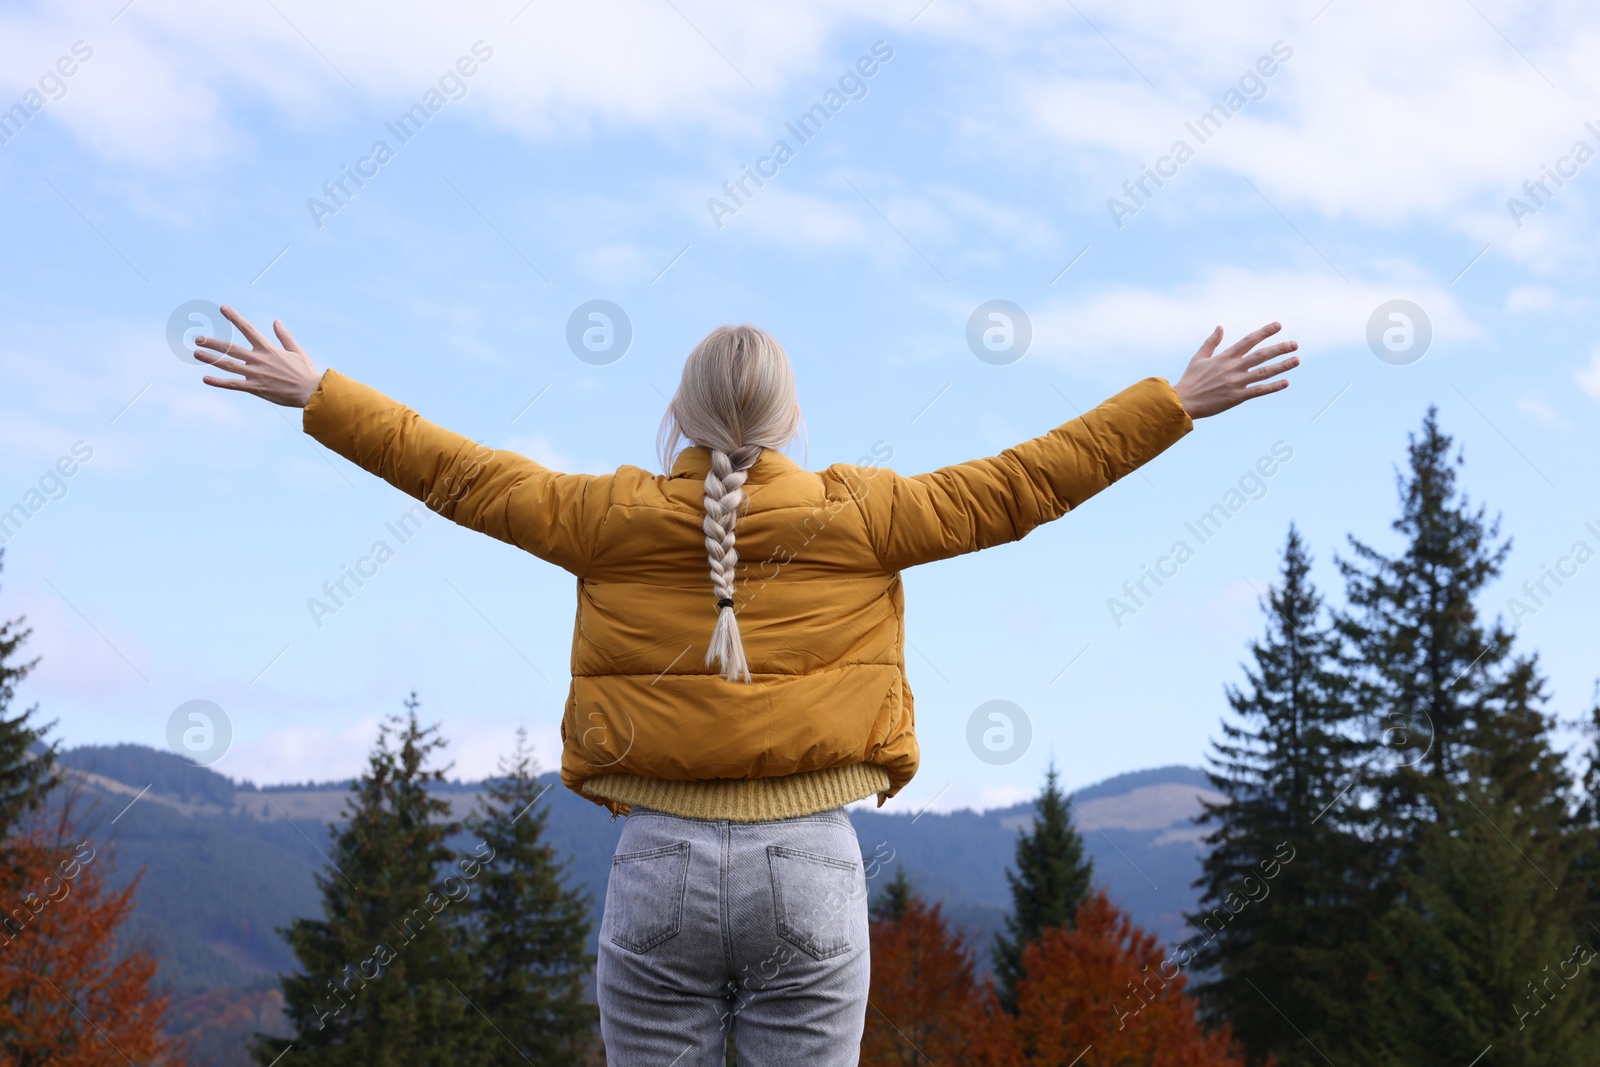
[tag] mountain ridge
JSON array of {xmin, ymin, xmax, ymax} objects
[{"xmin": 49, "ymin": 742, "xmax": 1223, "ymax": 1066}]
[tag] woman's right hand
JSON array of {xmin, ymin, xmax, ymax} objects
[
  {"xmin": 1173, "ymin": 321, "xmax": 1300, "ymax": 419},
  {"xmin": 195, "ymin": 305, "xmax": 323, "ymax": 409}
]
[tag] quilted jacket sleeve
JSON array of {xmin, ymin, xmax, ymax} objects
[
  {"xmin": 301, "ymin": 369, "xmax": 605, "ymax": 575},
  {"xmin": 854, "ymin": 376, "xmax": 1193, "ymax": 572}
]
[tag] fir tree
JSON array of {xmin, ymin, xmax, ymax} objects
[
  {"xmin": 871, "ymin": 866, "xmax": 914, "ymax": 923},
  {"xmin": 1334, "ymin": 410, "xmax": 1576, "ymax": 873},
  {"xmin": 1190, "ymin": 525, "xmax": 1374, "ymax": 1067},
  {"xmin": 993, "ymin": 763, "xmax": 1093, "ymax": 1013},
  {"xmin": 1573, "ymin": 685, "xmax": 1600, "ymax": 938},
  {"xmin": 0, "ymin": 551, "xmax": 58, "ymax": 839},
  {"xmin": 1334, "ymin": 407, "xmax": 1520, "ymax": 832},
  {"xmin": 255, "ymin": 693, "xmax": 485, "ymax": 1066},
  {"xmin": 462, "ymin": 727, "xmax": 596, "ymax": 1065},
  {"xmin": 1373, "ymin": 772, "xmax": 1590, "ymax": 1067},
  {"xmin": 1330, "ymin": 410, "xmax": 1587, "ymax": 1064}
]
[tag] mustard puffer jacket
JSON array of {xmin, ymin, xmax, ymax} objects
[{"xmin": 303, "ymin": 369, "xmax": 1193, "ymax": 814}]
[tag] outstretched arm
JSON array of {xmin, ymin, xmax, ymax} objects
[
  {"xmin": 855, "ymin": 322, "xmax": 1300, "ymax": 572},
  {"xmin": 196, "ymin": 307, "xmax": 603, "ymax": 574}
]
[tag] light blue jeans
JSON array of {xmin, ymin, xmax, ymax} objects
[{"xmin": 596, "ymin": 806, "xmax": 870, "ymax": 1066}]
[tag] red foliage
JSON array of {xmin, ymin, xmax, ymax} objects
[
  {"xmin": 0, "ymin": 813, "xmax": 181, "ymax": 1065},
  {"xmin": 973, "ymin": 891, "xmax": 1254, "ymax": 1067},
  {"xmin": 860, "ymin": 896, "xmax": 986, "ymax": 1066}
]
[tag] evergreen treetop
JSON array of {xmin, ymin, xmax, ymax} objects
[
  {"xmin": 255, "ymin": 693, "xmax": 484, "ymax": 1066},
  {"xmin": 993, "ymin": 763, "xmax": 1093, "ymax": 1013},
  {"xmin": 0, "ymin": 551, "xmax": 58, "ymax": 841},
  {"xmin": 1190, "ymin": 525, "xmax": 1379, "ymax": 1066},
  {"xmin": 871, "ymin": 866, "xmax": 914, "ymax": 924},
  {"xmin": 463, "ymin": 726, "xmax": 596, "ymax": 1065},
  {"xmin": 1334, "ymin": 407, "xmax": 1514, "ymax": 808}
]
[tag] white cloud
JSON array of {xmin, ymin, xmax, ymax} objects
[
  {"xmin": 865, "ymin": 780, "xmax": 1035, "ymax": 816},
  {"xmin": 974, "ymin": 784, "xmax": 1033, "ymax": 811},
  {"xmin": 2, "ymin": 0, "xmax": 884, "ymax": 171},
  {"xmin": 1506, "ymin": 285, "xmax": 1558, "ymax": 314},
  {"xmin": 966, "ymin": 0, "xmax": 1600, "ymax": 264},
  {"xmin": 719, "ymin": 183, "xmax": 873, "ymax": 247},
  {"xmin": 11, "ymin": 0, "xmax": 1600, "ymax": 283},
  {"xmin": 223, "ymin": 712, "xmax": 564, "ymax": 786},
  {"xmin": 1577, "ymin": 350, "xmax": 1600, "ymax": 401},
  {"xmin": 15, "ymin": 586, "xmax": 153, "ymax": 698},
  {"xmin": 1023, "ymin": 264, "xmax": 1481, "ymax": 374},
  {"xmin": 1516, "ymin": 396, "xmax": 1564, "ymax": 426},
  {"xmin": 223, "ymin": 714, "xmax": 384, "ymax": 785}
]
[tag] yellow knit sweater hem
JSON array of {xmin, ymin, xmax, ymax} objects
[{"xmin": 581, "ymin": 764, "xmax": 893, "ymax": 822}]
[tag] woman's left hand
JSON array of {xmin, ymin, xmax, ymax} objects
[{"xmin": 195, "ymin": 305, "xmax": 323, "ymax": 409}]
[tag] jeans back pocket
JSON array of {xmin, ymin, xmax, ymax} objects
[
  {"xmin": 767, "ymin": 845, "xmax": 864, "ymax": 961},
  {"xmin": 608, "ymin": 840, "xmax": 691, "ymax": 954}
]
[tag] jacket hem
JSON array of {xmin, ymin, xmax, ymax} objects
[{"xmin": 580, "ymin": 763, "xmax": 893, "ymax": 822}]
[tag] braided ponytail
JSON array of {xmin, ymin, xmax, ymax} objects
[
  {"xmin": 702, "ymin": 444, "xmax": 762, "ymax": 682},
  {"xmin": 658, "ymin": 325, "xmax": 803, "ymax": 684}
]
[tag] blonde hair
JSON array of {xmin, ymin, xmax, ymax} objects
[{"xmin": 657, "ymin": 325, "xmax": 803, "ymax": 682}]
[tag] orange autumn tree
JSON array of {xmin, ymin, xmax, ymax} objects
[
  {"xmin": 975, "ymin": 891, "xmax": 1254, "ymax": 1067},
  {"xmin": 861, "ymin": 870, "xmax": 985, "ymax": 1066},
  {"xmin": 0, "ymin": 806, "xmax": 180, "ymax": 1065}
]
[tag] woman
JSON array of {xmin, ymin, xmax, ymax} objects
[{"xmin": 198, "ymin": 309, "xmax": 1297, "ymax": 1064}]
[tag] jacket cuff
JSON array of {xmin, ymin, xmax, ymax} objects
[
  {"xmin": 300, "ymin": 367, "xmax": 383, "ymax": 463},
  {"xmin": 1148, "ymin": 375, "xmax": 1195, "ymax": 437},
  {"xmin": 301, "ymin": 368, "xmax": 340, "ymax": 438}
]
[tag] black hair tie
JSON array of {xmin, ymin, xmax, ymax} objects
[{"xmin": 716, "ymin": 598, "xmax": 735, "ymax": 610}]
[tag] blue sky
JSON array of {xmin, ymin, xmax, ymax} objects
[{"xmin": 2, "ymin": 0, "xmax": 1597, "ymax": 811}]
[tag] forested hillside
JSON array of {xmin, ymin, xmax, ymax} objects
[{"xmin": 56, "ymin": 744, "xmax": 1217, "ymax": 1065}]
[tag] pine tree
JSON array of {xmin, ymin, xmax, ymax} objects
[
  {"xmin": 1330, "ymin": 410, "xmax": 1588, "ymax": 1064},
  {"xmin": 993, "ymin": 763, "xmax": 1093, "ymax": 1013},
  {"xmin": 255, "ymin": 694, "xmax": 485, "ymax": 1066},
  {"xmin": 1190, "ymin": 525, "xmax": 1375, "ymax": 1066},
  {"xmin": 0, "ymin": 550, "xmax": 58, "ymax": 839},
  {"xmin": 462, "ymin": 727, "xmax": 596, "ymax": 1064}
]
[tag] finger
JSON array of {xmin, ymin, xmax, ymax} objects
[
  {"xmin": 196, "ymin": 353, "xmax": 249, "ymax": 376},
  {"xmin": 1221, "ymin": 321, "xmax": 1282, "ymax": 360},
  {"xmin": 1193, "ymin": 325, "xmax": 1224, "ymax": 360},
  {"xmin": 194, "ymin": 335, "xmax": 253, "ymax": 360},
  {"xmin": 1242, "ymin": 378, "xmax": 1290, "ymax": 399},
  {"xmin": 219, "ymin": 305, "xmax": 271, "ymax": 349},
  {"xmin": 273, "ymin": 319, "xmax": 306, "ymax": 356},
  {"xmin": 1249, "ymin": 355, "xmax": 1300, "ymax": 382},
  {"xmin": 201, "ymin": 375, "xmax": 255, "ymax": 392},
  {"xmin": 1239, "ymin": 340, "xmax": 1298, "ymax": 368}
]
